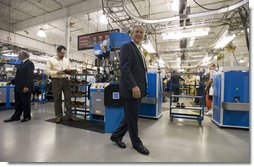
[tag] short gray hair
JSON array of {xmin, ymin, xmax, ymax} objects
[
  {"xmin": 19, "ymin": 50, "xmax": 30, "ymax": 58},
  {"xmin": 130, "ymin": 25, "xmax": 146, "ymax": 35}
]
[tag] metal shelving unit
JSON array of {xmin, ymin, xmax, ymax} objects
[
  {"xmin": 169, "ymin": 72, "xmax": 205, "ymax": 125},
  {"xmin": 32, "ymin": 70, "xmax": 46, "ymax": 103},
  {"xmin": 70, "ymin": 70, "xmax": 95, "ymax": 119}
]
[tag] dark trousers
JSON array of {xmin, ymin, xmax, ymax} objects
[
  {"xmin": 12, "ymin": 91, "xmax": 32, "ymax": 119},
  {"xmin": 52, "ymin": 78, "xmax": 72, "ymax": 118},
  {"xmin": 173, "ymin": 87, "xmax": 180, "ymax": 102},
  {"xmin": 195, "ymin": 87, "xmax": 201, "ymax": 104},
  {"xmin": 111, "ymin": 98, "xmax": 142, "ymax": 148}
]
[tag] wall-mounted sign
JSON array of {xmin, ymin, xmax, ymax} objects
[{"xmin": 78, "ymin": 29, "xmax": 119, "ymax": 50}]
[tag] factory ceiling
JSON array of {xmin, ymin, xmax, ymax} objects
[{"xmin": 0, "ymin": 0, "xmax": 249, "ymax": 70}]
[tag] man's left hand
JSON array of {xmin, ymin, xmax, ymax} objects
[{"xmin": 23, "ymin": 87, "xmax": 29, "ymax": 93}]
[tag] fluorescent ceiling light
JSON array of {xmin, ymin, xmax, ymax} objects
[
  {"xmin": 239, "ymin": 59, "xmax": 245, "ymax": 63},
  {"xmin": 189, "ymin": 37, "xmax": 195, "ymax": 47},
  {"xmin": 99, "ymin": 14, "xmax": 108, "ymax": 24},
  {"xmin": 202, "ymin": 55, "xmax": 212, "ymax": 63},
  {"xmin": 158, "ymin": 58, "xmax": 165, "ymax": 65},
  {"xmin": 37, "ymin": 28, "xmax": 46, "ymax": 38},
  {"xmin": 161, "ymin": 27, "xmax": 210, "ymax": 40},
  {"xmin": 142, "ymin": 40, "xmax": 156, "ymax": 53},
  {"xmin": 3, "ymin": 53, "xmax": 18, "ymax": 57},
  {"xmin": 167, "ymin": 0, "xmax": 179, "ymax": 12},
  {"xmin": 214, "ymin": 30, "xmax": 236, "ymax": 49},
  {"xmin": 172, "ymin": 0, "xmax": 179, "ymax": 12}
]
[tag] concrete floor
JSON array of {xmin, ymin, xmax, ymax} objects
[{"xmin": 0, "ymin": 100, "xmax": 250, "ymax": 163}]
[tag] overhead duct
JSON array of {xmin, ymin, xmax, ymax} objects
[
  {"xmin": 159, "ymin": 47, "xmax": 211, "ymax": 54},
  {"xmin": 122, "ymin": 0, "xmax": 248, "ymax": 24}
]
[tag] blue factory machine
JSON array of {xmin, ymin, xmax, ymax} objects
[
  {"xmin": 212, "ymin": 67, "xmax": 249, "ymax": 129},
  {"xmin": 139, "ymin": 70, "xmax": 163, "ymax": 119},
  {"xmin": 0, "ymin": 85, "xmax": 15, "ymax": 110},
  {"xmin": 90, "ymin": 83, "xmax": 124, "ymax": 133}
]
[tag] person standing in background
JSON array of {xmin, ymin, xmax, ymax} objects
[
  {"xmin": 205, "ymin": 63, "xmax": 218, "ymax": 116},
  {"xmin": 45, "ymin": 45, "xmax": 78, "ymax": 123},
  {"xmin": 171, "ymin": 70, "xmax": 185, "ymax": 102},
  {"xmin": 4, "ymin": 51, "xmax": 34, "ymax": 123},
  {"xmin": 110, "ymin": 25, "xmax": 149, "ymax": 155}
]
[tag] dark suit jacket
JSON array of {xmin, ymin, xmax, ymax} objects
[
  {"xmin": 171, "ymin": 75, "xmax": 184, "ymax": 88},
  {"xmin": 12, "ymin": 59, "xmax": 35, "ymax": 93},
  {"xmin": 119, "ymin": 41, "xmax": 147, "ymax": 99}
]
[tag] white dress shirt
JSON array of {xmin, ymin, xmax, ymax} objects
[
  {"xmin": 132, "ymin": 40, "xmax": 148, "ymax": 84},
  {"xmin": 132, "ymin": 40, "xmax": 147, "ymax": 70},
  {"xmin": 22, "ymin": 58, "xmax": 29, "ymax": 63},
  {"xmin": 45, "ymin": 56, "xmax": 72, "ymax": 78}
]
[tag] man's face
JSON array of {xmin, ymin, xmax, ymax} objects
[
  {"xmin": 131, "ymin": 26, "xmax": 145, "ymax": 44},
  {"xmin": 18, "ymin": 52, "xmax": 25, "ymax": 60},
  {"xmin": 209, "ymin": 65, "xmax": 215, "ymax": 71},
  {"xmin": 57, "ymin": 49, "xmax": 66, "ymax": 59}
]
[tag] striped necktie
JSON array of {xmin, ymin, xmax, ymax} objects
[{"xmin": 138, "ymin": 46, "xmax": 148, "ymax": 85}]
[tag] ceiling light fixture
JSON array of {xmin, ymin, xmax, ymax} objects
[
  {"xmin": 189, "ymin": 37, "xmax": 195, "ymax": 47},
  {"xmin": 161, "ymin": 27, "xmax": 210, "ymax": 40},
  {"xmin": 142, "ymin": 40, "xmax": 156, "ymax": 53},
  {"xmin": 214, "ymin": 30, "xmax": 236, "ymax": 49},
  {"xmin": 168, "ymin": 0, "xmax": 179, "ymax": 12},
  {"xmin": 172, "ymin": 0, "xmax": 179, "ymax": 11},
  {"xmin": 37, "ymin": 28, "xmax": 46, "ymax": 38},
  {"xmin": 239, "ymin": 59, "xmax": 245, "ymax": 63},
  {"xmin": 99, "ymin": 14, "xmax": 108, "ymax": 24}
]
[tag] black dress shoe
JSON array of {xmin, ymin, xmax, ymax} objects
[
  {"xmin": 3, "ymin": 118, "xmax": 20, "ymax": 123},
  {"xmin": 55, "ymin": 117, "xmax": 62, "ymax": 123},
  {"xmin": 67, "ymin": 116, "xmax": 79, "ymax": 122},
  {"xmin": 21, "ymin": 117, "xmax": 31, "ymax": 122},
  {"xmin": 134, "ymin": 145, "xmax": 150, "ymax": 155},
  {"xmin": 180, "ymin": 103, "xmax": 185, "ymax": 108},
  {"xmin": 110, "ymin": 136, "xmax": 126, "ymax": 149},
  {"xmin": 176, "ymin": 102, "xmax": 180, "ymax": 108}
]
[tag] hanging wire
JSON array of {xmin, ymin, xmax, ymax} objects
[
  {"xmin": 232, "ymin": 51, "xmax": 239, "ymax": 66},
  {"xmin": 8, "ymin": 0, "xmax": 11, "ymax": 43},
  {"xmin": 193, "ymin": 0, "xmax": 229, "ymax": 11},
  {"xmin": 238, "ymin": 7, "xmax": 249, "ymax": 51}
]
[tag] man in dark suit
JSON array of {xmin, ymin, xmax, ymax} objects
[
  {"xmin": 171, "ymin": 70, "xmax": 185, "ymax": 102},
  {"xmin": 4, "ymin": 51, "xmax": 34, "ymax": 123},
  {"xmin": 110, "ymin": 25, "xmax": 149, "ymax": 155}
]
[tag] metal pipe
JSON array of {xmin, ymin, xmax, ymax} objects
[
  {"xmin": 65, "ymin": 17, "xmax": 71, "ymax": 58},
  {"xmin": 122, "ymin": 0, "xmax": 248, "ymax": 24},
  {"xmin": 159, "ymin": 47, "xmax": 211, "ymax": 54}
]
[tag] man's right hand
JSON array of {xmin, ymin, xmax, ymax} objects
[
  {"xmin": 56, "ymin": 71, "xmax": 65, "ymax": 75},
  {"xmin": 132, "ymin": 86, "xmax": 141, "ymax": 99}
]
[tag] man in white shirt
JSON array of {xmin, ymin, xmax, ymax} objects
[
  {"xmin": 45, "ymin": 45, "xmax": 78, "ymax": 123},
  {"xmin": 205, "ymin": 63, "xmax": 218, "ymax": 116}
]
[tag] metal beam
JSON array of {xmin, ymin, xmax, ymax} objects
[
  {"xmin": 122, "ymin": 0, "xmax": 248, "ymax": 24},
  {"xmin": 12, "ymin": 0, "xmax": 101, "ymax": 30}
]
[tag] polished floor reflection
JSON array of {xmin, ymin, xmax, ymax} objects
[{"xmin": 0, "ymin": 101, "xmax": 250, "ymax": 162}]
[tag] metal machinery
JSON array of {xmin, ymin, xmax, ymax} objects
[
  {"xmin": 88, "ymin": 32, "xmax": 131, "ymax": 133},
  {"xmin": 32, "ymin": 68, "xmax": 46, "ymax": 103},
  {"xmin": 139, "ymin": 70, "xmax": 163, "ymax": 119},
  {"xmin": 0, "ymin": 86, "xmax": 15, "ymax": 110},
  {"xmin": 0, "ymin": 55, "xmax": 20, "ymax": 110},
  {"xmin": 212, "ymin": 67, "xmax": 249, "ymax": 129},
  {"xmin": 93, "ymin": 32, "xmax": 131, "ymax": 83},
  {"xmin": 90, "ymin": 83, "xmax": 124, "ymax": 133}
]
